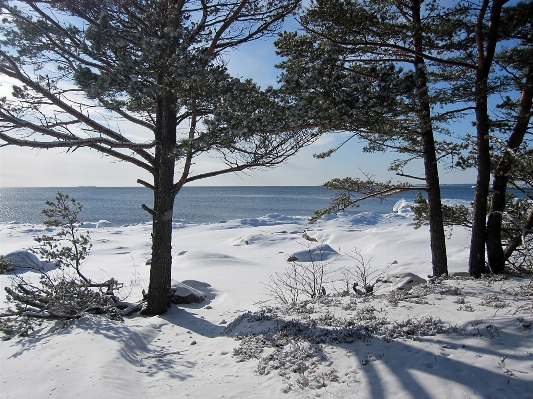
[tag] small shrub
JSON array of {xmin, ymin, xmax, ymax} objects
[
  {"xmin": 31, "ymin": 192, "xmax": 92, "ymax": 282},
  {"xmin": 0, "ymin": 256, "xmax": 14, "ymax": 274},
  {"xmin": 264, "ymin": 242, "xmax": 338, "ymax": 304},
  {"xmin": 0, "ymin": 193, "xmax": 139, "ymax": 340},
  {"xmin": 342, "ymin": 248, "xmax": 392, "ymax": 295}
]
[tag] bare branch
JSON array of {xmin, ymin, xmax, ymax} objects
[
  {"xmin": 137, "ymin": 179, "xmax": 155, "ymax": 190},
  {"xmin": 0, "ymin": 132, "xmax": 155, "ymax": 150},
  {"xmin": 0, "ymin": 50, "xmax": 155, "ymax": 166},
  {"xmin": 141, "ymin": 203, "xmax": 155, "ymax": 217},
  {"xmin": 205, "ymin": 0, "xmax": 248, "ymax": 56},
  {"xmin": 396, "ymin": 172, "xmax": 426, "ymax": 181}
]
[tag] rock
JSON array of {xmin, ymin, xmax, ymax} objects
[
  {"xmin": 291, "ymin": 244, "xmax": 339, "ymax": 262},
  {"xmin": 287, "ymin": 255, "xmax": 298, "ymax": 262},
  {"xmin": 169, "ymin": 280, "xmax": 207, "ymax": 304},
  {"xmin": 3, "ymin": 250, "xmax": 43, "ymax": 271},
  {"xmin": 302, "ymin": 231, "xmax": 318, "ymax": 242},
  {"xmin": 373, "ymin": 272, "xmax": 426, "ymax": 294},
  {"xmin": 4, "ymin": 250, "xmax": 41, "ymax": 268},
  {"xmin": 450, "ymin": 272, "xmax": 469, "ymax": 277}
]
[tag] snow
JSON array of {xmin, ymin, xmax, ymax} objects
[{"xmin": 0, "ymin": 212, "xmax": 532, "ymax": 398}]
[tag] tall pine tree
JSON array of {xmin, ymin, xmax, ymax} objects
[
  {"xmin": 0, "ymin": 0, "xmax": 314, "ymax": 314},
  {"xmin": 277, "ymin": 0, "xmax": 478, "ymax": 277}
]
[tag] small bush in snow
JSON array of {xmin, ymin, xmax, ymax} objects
[
  {"xmin": 264, "ymin": 242, "xmax": 338, "ymax": 304},
  {"xmin": 0, "ymin": 256, "xmax": 14, "ymax": 274},
  {"xmin": 342, "ymin": 248, "xmax": 392, "ymax": 294},
  {"xmin": 0, "ymin": 193, "xmax": 140, "ymax": 340}
]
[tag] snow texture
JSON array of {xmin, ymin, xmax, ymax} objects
[{"xmin": 0, "ymin": 213, "xmax": 532, "ymax": 398}]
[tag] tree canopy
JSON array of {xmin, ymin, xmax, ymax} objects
[
  {"xmin": 0, "ymin": 0, "xmax": 316, "ymax": 314},
  {"xmin": 276, "ymin": 0, "xmax": 532, "ymax": 277}
]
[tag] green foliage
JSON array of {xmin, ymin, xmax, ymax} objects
[
  {"xmin": 276, "ymin": 0, "xmax": 476, "ymax": 165},
  {"xmin": 507, "ymin": 150, "xmax": 533, "ymax": 193},
  {"xmin": 0, "ymin": 273, "xmax": 122, "ymax": 339},
  {"xmin": 0, "ymin": 194, "xmax": 135, "ymax": 340},
  {"xmin": 310, "ymin": 177, "xmax": 412, "ymax": 223},
  {"xmin": 412, "ymin": 192, "xmax": 472, "ymax": 230},
  {"xmin": 0, "ymin": 256, "xmax": 14, "ymax": 274},
  {"xmin": 31, "ymin": 192, "xmax": 92, "ymax": 283},
  {"xmin": 503, "ymin": 195, "xmax": 532, "ymax": 228}
]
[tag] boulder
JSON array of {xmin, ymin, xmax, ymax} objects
[
  {"xmin": 3, "ymin": 250, "xmax": 42, "ymax": 271},
  {"xmin": 373, "ymin": 272, "xmax": 427, "ymax": 294},
  {"xmin": 169, "ymin": 280, "xmax": 206, "ymax": 304},
  {"xmin": 450, "ymin": 272, "xmax": 469, "ymax": 277}
]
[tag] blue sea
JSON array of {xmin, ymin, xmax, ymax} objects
[{"xmin": 0, "ymin": 185, "xmax": 480, "ymax": 226}]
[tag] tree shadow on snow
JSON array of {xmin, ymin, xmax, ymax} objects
[{"xmin": 223, "ymin": 312, "xmax": 533, "ymax": 398}]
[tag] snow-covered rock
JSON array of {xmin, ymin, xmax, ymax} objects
[
  {"xmin": 373, "ymin": 272, "xmax": 427, "ymax": 294},
  {"xmin": 169, "ymin": 280, "xmax": 207, "ymax": 304},
  {"xmin": 3, "ymin": 250, "xmax": 42, "ymax": 271}
]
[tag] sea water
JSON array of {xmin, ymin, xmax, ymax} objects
[{"xmin": 0, "ymin": 185, "xmax": 480, "ymax": 226}]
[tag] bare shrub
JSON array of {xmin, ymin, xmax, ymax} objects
[
  {"xmin": 342, "ymin": 248, "xmax": 392, "ymax": 294},
  {"xmin": 266, "ymin": 244, "xmax": 394, "ymax": 305},
  {"xmin": 264, "ymin": 242, "xmax": 339, "ymax": 305}
]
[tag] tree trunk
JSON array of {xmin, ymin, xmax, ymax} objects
[
  {"xmin": 486, "ymin": 66, "xmax": 533, "ymax": 273},
  {"xmin": 469, "ymin": 85, "xmax": 491, "ymax": 277},
  {"xmin": 468, "ymin": 0, "xmax": 507, "ymax": 277},
  {"xmin": 422, "ymin": 133, "xmax": 448, "ymax": 276},
  {"xmin": 143, "ymin": 95, "xmax": 177, "ymax": 315},
  {"xmin": 413, "ymin": 0, "xmax": 448, "ymax": 277}
]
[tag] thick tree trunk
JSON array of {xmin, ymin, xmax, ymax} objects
[
  {"xmin": 486, "ymin": 169, "xmax": 509, "ymax": 272},
  {"xmin": 469, "ymin": 89, "xmax": 491, "ymax": 277},
  {"xmin": 486, "ymin": 67, "xmax": 533, "ymax": 273},
  {"xmin": 413, "ymin": 0, "xmax": 448, "ymax": 277},
  {"xmin": 143, "ymin": 95, "xmax": 177, "ymax": 315},
  {"xmin": 423, "ymin": 134, "xmax": 448, "ymax": 276},
  {"xmin": 468, "ymin": 0, "xmax": 507, "ymax": 277}
]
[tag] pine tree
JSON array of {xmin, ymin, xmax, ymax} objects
[
  {"xmin": 485, "ymin": 1, "xmax": 533, "ymax": 273},
  {"xmin": 278, "ymin": 0, "xmax": 531, "ymax": 277},
  {"xmin": 0, "ymin": 0, "xmax": 313, "ymax": 315},
  {"xmin": 276, "ymin": 0, "xmax": 477, "ymax": 277}
]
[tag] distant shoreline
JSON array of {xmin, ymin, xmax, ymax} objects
[{"xmin": 0, "ymin": 183, "xmax": 477, "ymax": 189}]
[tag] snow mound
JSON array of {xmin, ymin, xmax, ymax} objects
[
  {"xmin": 347, "ymin": 212, "xmax": 380, "ymax": 225},
  {"xmin": 239, "ymin": 214, "xmax": 304, "ymax": 227},
  {"xmin": 392, "ymin": 199, "xmax": 412, "ymax": 214},
  {"xmin": 289, "ymin": 244, "xmax": 339, "ymax": 263},
  {"xmin": 373, "ymin": 272, "xmax": 427, "ymax": 294},
  {"xmin": 2, "ymin": 250, "xmax": 57, "ymax": 273},
  {"xmin": 84, "ymin": 220, "xmax": 112, "ymax": 228}
]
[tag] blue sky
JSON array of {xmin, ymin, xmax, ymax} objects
[{"xmin": 0, "ymin": 12, "xmax": 478, "ymax": 187}]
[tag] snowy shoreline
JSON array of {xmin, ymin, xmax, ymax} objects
[{"xmin": 1, "ymin": 212, "xmax": 532, "ymax": 398}]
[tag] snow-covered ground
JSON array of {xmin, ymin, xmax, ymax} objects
[{"xmin": 0, "ymin": 211, "xmax": 532, "ymax": 398}]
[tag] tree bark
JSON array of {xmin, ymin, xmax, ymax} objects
[
  {"xmin": 468, "ymin": 0, "xmax": 507, "ymax": 277},
  {"xmin": 486, "ymin": 66, "xmax": 533, "ymax": 273},
  {"xmin": 413, "ymin": 0, "xmax": 448, "ymax": 277},
  {"xmin": 143, "ymin": 94, "xmax": 177, "ymax": 315},
  {"xmin": 469, "ymin": 82, "xmax": 491, "ymax": 277}
]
